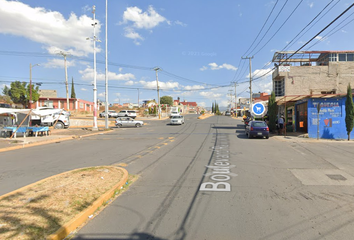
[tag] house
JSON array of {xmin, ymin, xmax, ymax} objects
[
  {"xmin": 174, "ymin": 97, "xmax": 198, "ymax": 113},
  {"xmin": 272, "ymin": 50, "xmax": 354, "ymax": 139},
  {"xmin": 34, "ymin": 97, "xmax": 94, "ymax": 113}
]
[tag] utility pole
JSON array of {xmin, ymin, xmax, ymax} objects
[
  {"xmin": 242, "ymin": 56, "xmax": 254, "ymax": 113},
  {"xmin": 153, "ymin": 67, "xmax": 161, "ymax": 119},
  {"xmin": 228, "ymin": 89, "xmax": 233, "ymax": 109},
  {"xmin": 59, "ymin": 52, "xmax": 69, "ymax": 111},
  {"xmin": 104, "ymin": 0, "xmax": 109, "ymax": 129},
  {"xmin": 231, "ymin": 81, "xmax": 237, "ymax": 116},
  {"xmin": 88, "ymin": 5, "xmax": 99, "ymax": 131},
  {"xmin": 29, "ymin": 63, "xmax": 39, "ymax": 109}
]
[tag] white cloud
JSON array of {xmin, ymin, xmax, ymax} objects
[
  {"xmin": 42, "ymin": 58, "xmax": 76, "ymax": 68},
  {"xmin": 79, "ymin": 67, "xmax": 135, "ymax": 81},
  {"xmin": 200, "ymin": 62, "xmax": 237, "ymax": 71},
  {"xmin": 125, "ymin": 80, "xmax": 135, "ymax": 86},
  {"xmin": 199, "ymin": 91, "xmax": 222, "ymax": 98},
  {"xmin": 0, "ymin": 0, "xmax": 100, "ymax": 56},
  {"xmin": 139, "ymin": 80, "xmax": 179, "ymax": 90},
  {"xmin": 308, "ymin": 2, "xmax": 314, "ymax": 8},
  {"xmin": 81, "ymin": 88, "xmax": 87, "ymax": 91},
  {"xmin": 184, "ymin": 85, "xmax": 205, "ymax": 90},
  {"xmin": 175, "ymin": 20, "xmax": 187, "ymax": 27},
  {"xmin": 251, "ymin": 68, "xmax": 273, "ymax": 79},
  {"xmin": 121, "ymin": 6, "xmax": 167, "ymax": 29},
  {"xmin": 120, "ymin": 6, "xmax": 168, "ymax": 44},
  {"xmin": 315, "ymin": 36, "xmax": 325, "ymax": 41}
]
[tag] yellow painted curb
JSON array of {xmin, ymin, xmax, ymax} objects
[
  {"xmin": 0, "ymin": 166, "xmax": 129, "ymax": 240},
  {"xmin": 198, "ymin": 114, "xmax": 213, "ymax": 119},
  {"xmin": 47, "ymin": 167, "xmax": 128, "ymax": 240}
]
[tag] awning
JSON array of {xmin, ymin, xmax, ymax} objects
[{"xmin": 276, "ymin": 94, "xmax": 345, "ymax": 105}]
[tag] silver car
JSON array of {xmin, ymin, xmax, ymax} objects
[
  {"xmin": 170, "ymin": 115, "xmax": 185, "ymax": 125},
  {"xmin": 115, "ymin": 117, "xmax": 144, "ymax": 128}
]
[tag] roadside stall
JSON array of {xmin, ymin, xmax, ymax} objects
[{"xmin": 0, "ymin": 108, "xmax": 50, "ymax": 139}]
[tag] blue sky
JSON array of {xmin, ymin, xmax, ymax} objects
[{"xmin": 0, "ymin": 0, "xmax": 353, "ymax": 108}]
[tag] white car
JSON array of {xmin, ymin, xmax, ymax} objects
[
  {"xmin": 170, "ymin": 111, "xmax": 180, "ymax": 118},
  {"xmin": 170, "ymin": 115, "xmax": 185, "ymax": 125},
  {"xmin": 117, "ymin": 110, "xmax": 137, "ymax": 119},
  {"xmin": 115, "ymin": 117, "xmax": 143, "ymax": 128}
]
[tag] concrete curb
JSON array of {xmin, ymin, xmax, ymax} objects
[
  {"xmin": 198, "ymin": 114, "xmax": 213, "ymax": 120},
  {"xmin": 0, "ymin": 130, "xmax": 112, "ymax": 153},
  {"xmin": 0, "ymin": 166, "xmax": 129, "ymax": 240},
  {"xmin": 47, "ymin": 167, "xmax": 129, "ymax": 240}
]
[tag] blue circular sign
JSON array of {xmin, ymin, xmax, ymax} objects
[{"xmin": 252, "ymin": 102, "xmax": 266, "ymax": 116}]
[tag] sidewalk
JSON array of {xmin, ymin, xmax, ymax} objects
[{"xmin": 0, "ymin": 127, "xmax": 110, "ymax": 153}]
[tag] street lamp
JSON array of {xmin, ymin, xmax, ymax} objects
[
  {"xmin": 29, "ymin": 63, "xmax": 40, "ymax": 109},
  {"xmin": 153, "ymin": 67, "xmax": 161, "ymax": 119},
  {"xmin": 87, "ymin": 5, "xmax": 101, "ymax": 131}
]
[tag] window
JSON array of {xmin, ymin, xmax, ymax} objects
[
  {"xmin": 274, "ymin": 79, "xmax": 284, "ymax": 97},
  {"xmin": 329, "ymin": 53, "xmax": 337, "ymax": 62},
  {"xmin": 339, "ymin": 54, "xmax": 346, "ymax": 61},
  {"xmin": 347, "ymin": 54, "xmax": 354, "ymax": 61}
]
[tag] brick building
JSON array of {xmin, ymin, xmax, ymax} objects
[{"xmin": 272, "ymin": 50, "xmax": 354, "ymax": 139}]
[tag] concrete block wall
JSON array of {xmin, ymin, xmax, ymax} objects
[{"xmin": 274, "ymin": 62, "xmax": 354, "ymax": 96}]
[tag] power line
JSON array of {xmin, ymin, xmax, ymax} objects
[
  {"xmin": 246, "ymin": 0, "xmax": 289, "ymax": 57},
  {"xmin": 242, "ymin": 0, "xmax": 279, "ymax": 57},
  {"xmin": 252, "ymin": 0, "xmax": 304, "ymax": 56},
  {"xmin": 281, "ymin": 0, "xmax": 338, "ymax": 52}
]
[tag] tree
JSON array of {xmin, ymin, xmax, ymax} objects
[
  {"xmin": 71, "ymin": 77, "xmax": 76, "ymax": 99},
  {"xmin": 345, "ymin": 83, "xmax": 354, "ymax": 141},
  {"xmin": 212, "ymin": 102, "xmax": 215, "ymax": 113},
  {"xmin": 268, "ymin": 91, "xmax": 277, "ymax": 132},
  {"xmin": 3, "ymin": 81, "xmax": 39, "ymax": 107},
  {"xmin": 160, "ymin": 96, "xmax": 173, "ymax": 106}
]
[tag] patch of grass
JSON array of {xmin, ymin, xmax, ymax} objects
[{"xmin": 0, "ymin": 166, "xmax": 125, "ymax": 240}]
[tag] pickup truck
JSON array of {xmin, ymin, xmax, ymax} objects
[{"xmin": 31, "ymin": 107, "xmax": 70, "ymax": 129}]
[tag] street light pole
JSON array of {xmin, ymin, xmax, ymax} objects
[
  {"xmin": 88, "ymin": 5, "xmax": 100, "ymax": 131},
  {"xmin": 153, "ymin": 67, "xmax": 161, "ymax": 119},
  {"xmin": 58, "ymin": 51, "xmax": 69, "ymax": 110},
  {"xmin": 104, "ymin": 0, "xmax": 109, "ymax": 129},
  {"xmin": 29, "ymin": 63, "xmax": 39, "ymax": 109}
]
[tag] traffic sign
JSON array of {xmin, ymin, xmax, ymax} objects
[{"xmin": 252, "ymin": 102, "xmax": 266, "ymax": 116}]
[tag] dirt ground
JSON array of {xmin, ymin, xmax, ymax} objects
[{"xmin": 0, "ymin": 166, "xmax": 125, "ymax": 240}]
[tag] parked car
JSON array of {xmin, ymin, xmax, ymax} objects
[
  {"xmin": 99, "ymin": 110, "xmax": 118, "ymax": 118},
  {"xmin": 170, "ymin": 115, "xmax": 185, "ymax": 125},
  {"xmin": 245, "ymin": 121, "xmax": 269, "ymax": 139},
  {"xmin": 225, "ymin": 111, "xmax": 231, "ymax": 116},
  {"xmin": 117, "ymin": 110, "xmax": 137, "ymax": 119},
  {"xmin": 115, "ymin": 117, "xmax": 143, "ymax": 128}
]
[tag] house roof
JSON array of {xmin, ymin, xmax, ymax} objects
[{"xmin": 179, "ymin": 101, "xmax": 197, "ymax": 107}]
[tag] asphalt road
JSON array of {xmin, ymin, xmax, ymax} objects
[{"xmin": 2, "ymin": 115, "xmax": 354, "ymax": 240}]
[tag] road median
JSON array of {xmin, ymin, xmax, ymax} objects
[{"xmin": 0, "ymin": 166, "xmax": 129, "ymax": 240}]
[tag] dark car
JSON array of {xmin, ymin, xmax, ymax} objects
[{"xmin": 245, "ymin": 121, "xmax": 269, "ymax": 139}]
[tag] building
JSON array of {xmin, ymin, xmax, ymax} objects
[
  {"xmin": 174, "ymin": 98, "xmax": 198, "ymax": 113},
  {"xmin": 34, "ymin": 97, "xmax": 94, "ymax": 113},
  {"xmin": 272, "ymin": 50, "xmax": 354, "ymax": 139}
]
